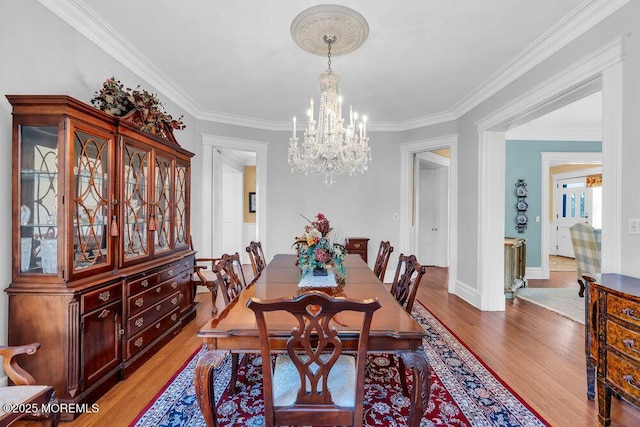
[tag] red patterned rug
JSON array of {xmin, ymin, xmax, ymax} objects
[{"xmin": 131, "ymin": 301, "xmax": 549, "ymax": 426}]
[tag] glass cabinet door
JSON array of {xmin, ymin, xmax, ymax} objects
[
  {"xmin": 72, "ymin": 125, "xmax": 114, "ymax": 274},
  {"xmin": 154, "ymin": 154, "xmax": 173, "ymax": 254},
  {"xmin": 19, "ymin": 125, "xmax": 59, "ymax": 275},
  {"xmin": 122, "ymin": 140, "xmax": 151, "ymax": 262},
  {"xmin": 174, "ymin": 160, "xmax": 189, "ymax": 250}
]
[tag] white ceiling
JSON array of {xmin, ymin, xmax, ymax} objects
[{"xmin": 43, "ymin": 0, "xmax": 610, "ymax": 131}]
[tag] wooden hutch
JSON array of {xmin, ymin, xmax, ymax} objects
[{"xmin": 6, "ymin": 95, "xmax": 196, "ymax": 419}]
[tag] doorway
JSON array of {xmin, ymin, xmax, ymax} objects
[
  {"xmin": 476, "ymin": 38, "xmax": 623, "ymax": 310},
  {"xmin": 553, "ymin": 167, "xmax": 602, "ymax": 258},
  {"xmin": 200, "ymin": 135, "xmax": 268, "ymax": 260},
  {"xmin": 415, "ymin": 151, "xmax": 450, "ymax": 267}
]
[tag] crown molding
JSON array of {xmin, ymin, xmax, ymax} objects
[
  {"xmin": 505, "ymin": 127, "xmax": 602, "ymax": 141},
  {"xmin": 38, "ymin": 0, "xmax": 629, "ymax": 132},
  {"xmin": 37, "ymin": 0, "xmax": 203, "ymax": 115},
  {"xmin": 451, "ymin": 0, "xmax": 630, "ymax": 118}
]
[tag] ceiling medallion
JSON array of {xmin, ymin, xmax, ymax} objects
[{"xmin": 288, "ymin": 5, "xmax": 371, "ymax": 186}]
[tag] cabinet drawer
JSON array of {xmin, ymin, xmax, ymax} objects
[
  {"xmin": 606, "ymin": 350, "xmax": 640, "ymax": 401},
  {"xmin": 159, "ymin": 263, "xmax": 181, "ymax": 282},
  {"xmin": 181, "ymin": 255, "xmax": 194, "ymax": 272},
  {"xmin": 606, "ymin": 320, "xmax": 640, "ymax": 363},
  {"xmin": 127, "ymin": 272, "xmax": 159, "ymax": 296},
  {"xmin": 127, "ymin": 292, "xmax": 182, "ymax": 336},
  {"xmin": 126, "ymin": 307, "xmax": 181, "ymax": 359},
  {"xmin": 82, "ymin": 282, "xmax": 122, "ymax": 313},
  {"xmin": 608, "ymin": 294, "xmax": 640, "ymax": 325},
  {"xmin": 128, "ymin": 280, "xmax": 181, "ymax": 316}
]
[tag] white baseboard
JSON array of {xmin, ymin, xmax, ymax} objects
[
  {"xmin": 453, "ymin": 280, "xmax": 481, "ymax": 308},
  {"xmin": 525, "ymin": 267, "xmax": 544, "ymax": 279}
]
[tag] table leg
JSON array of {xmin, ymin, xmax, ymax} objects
[
  {"xmin": 399, "ymin": 349, "xmax": 431, "ymax": 427},
  {"xmin": 194, "ymin": 345, "xmax": 227, "ymax": 427}
]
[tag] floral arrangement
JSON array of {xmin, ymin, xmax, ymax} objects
[
  {"xmin": 91, "ymin": 76, "xmax": 186, "ymax": 138},
  {"xmin": 294, "ymin": 213, "xmax": 347, "ymax": 283}
]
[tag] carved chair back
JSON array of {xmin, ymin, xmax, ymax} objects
[
  {"xmin": 372, "ymin": 241, "xmax": 394, "ymax": 281},
  {"xmin": 247, "ymin": 291, "xmax": 381, "ymax": 427},
  {"xmin": 246, "ymin": 240, "xmax": 267, "ymax": 277},
  {"xmin": 390, "ymin": 254, "xmax": 427, "ymax": 313},
  {"xmin": 212, "ymin": 252, "xmax": 247, "ymax": 306}
]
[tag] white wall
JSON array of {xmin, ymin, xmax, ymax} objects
[{"xmin": 0, "ymin": 1, "xmax": 200, "ymax": 350}]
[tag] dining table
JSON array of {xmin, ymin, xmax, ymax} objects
[{"xmin": 194, "ymin": 253, "xmax": 430, "ymax": 427}]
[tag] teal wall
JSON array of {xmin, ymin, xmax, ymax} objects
[{"xmin": 505, "ymin": 140, "xmax": 602, "ymax": 268}]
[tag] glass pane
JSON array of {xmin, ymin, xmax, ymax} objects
[
  {"xmin": 124, "ymin": 144, "xmax": 150, "ymax": 259},
  {"xmin": 562, "ymin": 194, "xmax": 567, "ymax": 218},
  {"xmin": 154, "ymin": 156, "xmax": 172, "ymax": 252},
  {"xmin": 73, "ymin": 130, "xmax": 109, "ymax": 270},
  {"xmin": 570, "ymin": 193, "xmax": 575, "ymax": 218},
  {"xmin": 20, "ymin": 126, "xmax": 58, "ymax": 274},
  {"xmin": 174, "ymin": 164, "xmax": 187, "ymax": 247},
  {"xmin": 579, "ymin": 192, "xmax": 586, "ymax": 218}
]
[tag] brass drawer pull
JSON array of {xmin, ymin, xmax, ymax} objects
[
  {"xmin": 98, "ymin": 291, "xmax": 110, "ymax": 302},
  {"xmin": 171, "ymin": 313, "xmax": 178, "ymax": 322},
  {"xmin": 98, "ymin": 309, "xmax": 110, "ymax": 319},
  {"xmin": 135, "ymin": 318, "xmax": 144, "ymax": 328},
  {"xmin": 353, "ymin": 243, "xmax": 361, "ymax": 248},
  {"xmin": 167, "ymin": 269, "xmax": 174, "ymax": 277},
  {"xmin": 156, "ymin": 287, "xmax": 162, "ymax": 293},
  {"xmin": 135, "ymin": 298, "xmax": 144, "ymax": 307},
  {"xmin": 171, "ymin": 281, "xmax": 178, "ymax": 289},
  {"xmin": 184, "ymin": 261, "xmax": 190, "ymax": 268},
  {"xmin": 622, "ymin": 307, "xmax": 640, "ymax": 321},
  {"xmin": 623, "ymin": 339, "xmax": 640, "ymax": 355},
  {"xmin": 141, "ymin": 279, "xmax": 149, "ymax": 288},
  {"xmin": 156, "ymin": 305, "xmax": 161, "ymax": 311},
  {"xmin": 156, "ymin": 322, "xmax": 161, "ymax": 329},
  {"xmin": 171, "ymin": 297, "xmax": 178, "ymax": 305},
  {"xmin": 623, "ymin": 374, "xmax": 640, "ymax": 391},
  {"xmin": 134, "ymin": 337, "xmax": 143, "ymax": 348}
]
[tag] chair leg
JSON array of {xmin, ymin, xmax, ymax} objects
[
  {"xmin": 228, "ymin": 352, "xmax": 239, "ymax": 394},
  {"xmin": 209, "ymin": 285, "xmax": 218, "ymax": 315},
  {"xmin": 578, "ymin": 279, "xmax": 585, "ymax": 298}
]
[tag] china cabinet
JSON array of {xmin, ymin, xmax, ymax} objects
[{"xmin": 6, "ymin": 95, "xmax": 195, "ymax": 419}]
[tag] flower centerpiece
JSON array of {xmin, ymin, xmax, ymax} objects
[{"xmin": 294, "ymin": 213, "xmax": 347, "ymax": 284}]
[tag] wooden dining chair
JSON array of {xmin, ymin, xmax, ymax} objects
[
  {"xmin": 193, "ymin": 257, "xmax": 221, "ymax": 315},
  {"xmin": 212, "ymin": 252, "xmax": 248, "ymax": 306},
  {"xmin": 210, "ymin": 252, "xmax": 250, "ymax": 393},
  {"xmin": 0, "ymin": 343, "xmax": 60, "ymax": 426},
  {"xmin": 247, "ymin": 291, "xmax": 381, "ymax": 427},
  {"xmin": 372, "ymin": 240, "xmax": 394, "ymax": 282},
  {"xmin": 390, "ymin": 253, "xmax": 427, "ymax": 395},
  {"xmin": 245, "ymin": 240, "xmax": 267, "ymax": 278}
]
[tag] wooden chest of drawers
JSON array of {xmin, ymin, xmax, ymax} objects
[
  {"xmin": 345, "ymin": 237, "xmax": 369, "ymax": 263},
  {"xmin": 591, "ymin": 274, "xmax": 640, "ymax": 425}
]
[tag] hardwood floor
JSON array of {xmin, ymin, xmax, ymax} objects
[{"xmin": 15, "ymin": 268, "xmax": 640, "ymax": 426}]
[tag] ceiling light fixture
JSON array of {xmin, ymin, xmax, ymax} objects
[{"xmin": 288, "ymin": 5, "xmax": 371, "ymax": 186}]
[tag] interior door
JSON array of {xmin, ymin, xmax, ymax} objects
[
  {"xmin": 221, "ymin": 166, "xmax": 243, "ymax": 255},
  {"xmin": 555, "ymin": 177, "xmax": 591, "ymax": 258},
  {"xmin": 419, "ymin": 168, "xmax": 439, "ymax": 265}
]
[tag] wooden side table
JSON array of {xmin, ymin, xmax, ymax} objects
[{"xmin": 345, "ymin": 238, "xmax": 369, "ymax": 263}]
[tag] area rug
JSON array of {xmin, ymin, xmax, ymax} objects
[
  {"xmin": 516, "ymin": 287, "xmax": 585, "ymax": 324},
  {"xmin": 131, "ymin": 301, "xmax": 549, "ymax": 426},
  {"xmin": 548, "ymin": 255, "xmax": 577, "ymax": 272}
]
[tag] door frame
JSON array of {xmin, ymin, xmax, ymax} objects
[
  {"xmin": 540, "ymin": 153, "xmax": 602, "ymax": 278},
  {"xmin": 476, "ymin": 37, "xmax": 623, "ymax": 310},
  {"xmin": 201, "ymin": 135, "xmax": 268, "ymax": 259},
  {"xmin": 415, "ymin": 152, "xmax": 450, "ymax": 267},
  {"xmin": 400, "ymin": 134, "xmax": 458, "ymax": 293}
]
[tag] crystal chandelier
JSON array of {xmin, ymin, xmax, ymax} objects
[{"xmin": 288, "ymin": 34, "xmax": 371, "ymax": 186}]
